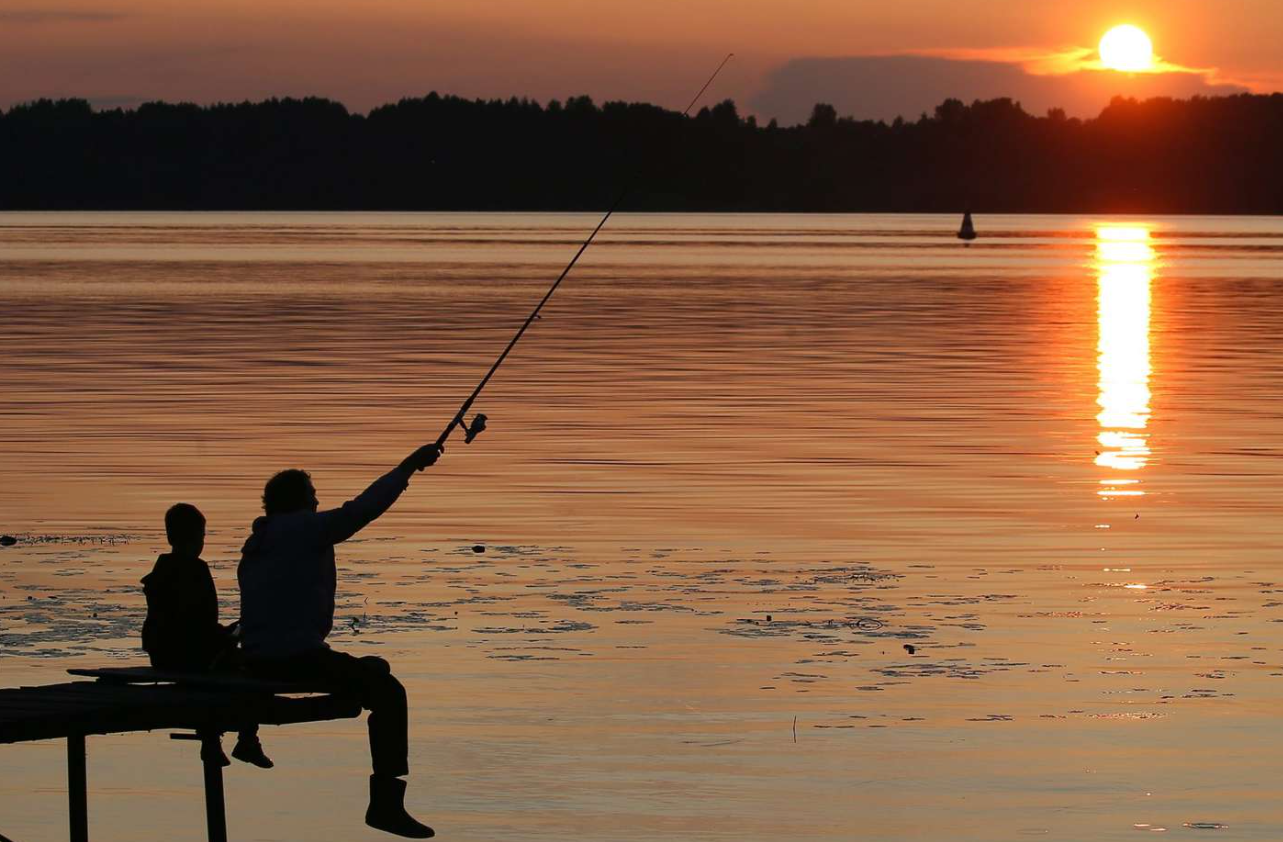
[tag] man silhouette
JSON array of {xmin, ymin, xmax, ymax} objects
[{"xmin": 238, "ymin": 443, "xmax": 443, "ymax": 839}]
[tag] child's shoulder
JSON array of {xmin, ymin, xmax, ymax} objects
[
  {"xmin": 184, "ymin": 554, "xmax": 213, "ymax": 573},
  {"xmin": 143, "ymin": 553, "xmax": 211, "ymax": 591},
  {"xmin": 155, "ymin": 552, "xmax": 213, "ymax": 574}
]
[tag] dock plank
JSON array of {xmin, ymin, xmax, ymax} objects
[
  {"xmin": 0, "ymin": 675, "xmax": 361, "ymax": 745},
  {"xmin": 68, "ymin": 666, "xmax": 336, "ymax": 695},
  {"xmin": 1, "ymin": 666, "xmax": 366, "ymax": 841}
]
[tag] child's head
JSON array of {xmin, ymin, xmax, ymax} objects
[{"xmin": 165, "ymin": 503, "xmax": 206, "ymax": 557}]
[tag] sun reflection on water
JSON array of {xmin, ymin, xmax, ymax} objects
[{"xmin": 1095, "ymin": 226, "xmax": 1154, "ymax": 498}]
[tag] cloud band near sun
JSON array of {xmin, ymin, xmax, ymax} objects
[
  {"xmin": 747, "ymin": 24, "xmax": 1247, "ymax": 125},
  {"xmin": 749, "ymin": 49, "xmax": 1248, "ymax": 127},
  {"xmin": 911, "ymin": 44, "xmax": 1217, "ymax": 81}
]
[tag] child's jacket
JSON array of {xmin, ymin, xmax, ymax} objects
[{"xmin": 141, "ymin": 553, "xmax": 230, "ymax": 671}]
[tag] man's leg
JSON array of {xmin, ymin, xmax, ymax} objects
[
  {"xmin": 252, "ymin": 649, "xmax": 407, "ymax": 775},
  {"xmin": 355, "ymin": 655, "xmax": 410, "ymax": 778},
  {"xmin": 248, "ymin": 649, "xmax": 430, "ymax": 838},
  {"xmin": 231, "ymin": 725, "xmax": 273, "ymax": 769}
]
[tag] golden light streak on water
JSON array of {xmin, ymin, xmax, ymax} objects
[{"xmin": 1095, "ymin": 226, "xmax": 1154, "ymax": 498}]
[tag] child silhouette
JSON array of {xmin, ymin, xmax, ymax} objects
[{"xmin": 142, "ymin": 503, "xmax": 272, "ymax": 768}]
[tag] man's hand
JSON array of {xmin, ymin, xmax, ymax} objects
[{"xmin": 400, "ymin": 443, "xmax": 444, "ymax": 473}]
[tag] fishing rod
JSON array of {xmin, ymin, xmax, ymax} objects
[{"xmin": 435, "ymin": 52, "xmax": 735, "ymax": 451}]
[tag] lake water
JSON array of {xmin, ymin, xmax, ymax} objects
[{"xmin": 2, "ymin": 212, "xmax": 1283, "ymax": 841}]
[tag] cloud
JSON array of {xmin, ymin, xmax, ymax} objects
[
  {"xmin": 919, "ymin": 45, "xmax": 1216, "ymax": 78},
  {"xmin": 0, "ymin": 10, "xmax": 125, "ymax": 24},
  {"xmin": 751, "ymin": 55, "xmax": 1247, "ymax": 126}
]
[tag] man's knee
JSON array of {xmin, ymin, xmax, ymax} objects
[
  {"xmin": 356, "ymin": 657, "xmax": 404, "ymax": 707},
  {"xmin": 382, "ymin": 673, "xmax": 407, "ymax": 705},
  {"xmin": 359, "ymin": 655, "xmax": 391, "ymax": 677},
  {"xmin": 366, "ymin": 672, "xmax": 406, "ymax": 714}
]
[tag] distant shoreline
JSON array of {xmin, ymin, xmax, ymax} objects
[{"xmin": 4, "ymin": 91, "xmax": 1282, "ymax": 215}]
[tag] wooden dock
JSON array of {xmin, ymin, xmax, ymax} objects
[{"xmin": 0, "ymin": 666, "xmax": 361, "ymax": 842}]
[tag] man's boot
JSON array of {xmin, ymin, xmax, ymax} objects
[
  {"xmin": 365, "ymin": 774, "xmax": 434, "ymax": 838},
  {"xmin": 231, "ymin": 735, "xmax": 274, "ymax": 769}
]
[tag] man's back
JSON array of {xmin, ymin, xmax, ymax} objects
[
  {"xmin": 238, "ymin": 510, "xmax": 338, "ymax": 658},
  {"xmin": 238, "ymin": 466, "xmax": 412, "ymax": 659}
]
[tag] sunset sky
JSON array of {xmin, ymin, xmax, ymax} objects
[{"xmin": 3, "ymin": 0, "xmax": 1281, "ymax": 122}]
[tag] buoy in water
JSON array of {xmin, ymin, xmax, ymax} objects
[{"xmin": 957, "ymin": 211, "xmax": 977, "ymax": 242}]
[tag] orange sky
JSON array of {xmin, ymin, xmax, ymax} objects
[{"xmin": 2, "ymin": 0, "xmax": 1279, "ymax": 120}]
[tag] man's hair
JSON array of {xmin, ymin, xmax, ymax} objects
[
  {"xmin": 263, "ymin": 469, "xmax": 315, "ymax": 515},
  {"xmin": 164, "ymin": 503, "xmax": 206, "ymax": 547}
]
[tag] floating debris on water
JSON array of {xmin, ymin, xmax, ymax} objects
[
  {"xmin": 0, "ymin": 533, "xmax": 138, "ymax": 546},
  {"xmin": 472, "ymin": 620, "xmax": 596, "ymax": 635},
  {"xmin": 724, "ymin": 616, "xmax": 892, "ymax": 640},
  {"xmin": 487, "ymin": 653, "xmax": 559, "ymax": 661},
  {"xmin": 473, "ymin": 545, "xmax": 486, "ymax": 554}
]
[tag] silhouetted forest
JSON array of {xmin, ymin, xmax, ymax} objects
[{"xmin": 3, "ymin": 92, "xmax": 1282, "ymax": 213}]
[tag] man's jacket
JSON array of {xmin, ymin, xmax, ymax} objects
[{"xmin": 238, "ymin": 467, "xmax": 410, "ymax": 659}]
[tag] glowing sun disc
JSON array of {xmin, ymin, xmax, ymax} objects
[{"xmin": 1100, "ymin": 25, "xmax": 1154, "ymax": 72}]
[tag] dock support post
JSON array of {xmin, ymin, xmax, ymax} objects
[
  {"xmin": 67, "ymin": 732, "xmax": 88, "ymax": 842},
  {"xmin": 199, "ymin": 731, "xmax": 228, "ymax": 842}
]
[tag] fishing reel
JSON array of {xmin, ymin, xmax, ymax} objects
[{"xmin": 461, "ymin": 413, "xmax": 488, "ymax": 444}]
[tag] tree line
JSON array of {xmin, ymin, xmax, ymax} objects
[{"xmin": 2, "ymin": 92, "xmax": 1281, "ymax": 213}]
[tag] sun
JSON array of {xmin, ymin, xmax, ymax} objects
[{"xmin": 1100, "ymin": 25, "xmax": 1154, "ymax": 72}]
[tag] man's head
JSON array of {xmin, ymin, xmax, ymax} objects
[
  {"xmin": 263, "ymin": 469, "xmax": 319, "ymax": 515},
  {"xmin": 165, "ymin": 503, "xmax": 206, "ymax": 557}
]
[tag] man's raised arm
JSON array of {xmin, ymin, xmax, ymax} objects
[{"xmin": 317, "ymin": 443, "xmax": 443, "ymax": 545}]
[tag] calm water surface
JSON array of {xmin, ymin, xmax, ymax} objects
[{"xmin": 2, "ymin": 212, "xmax": 1283, "ymax": 840}]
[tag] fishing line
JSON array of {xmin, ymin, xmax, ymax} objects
[{"xmin": 435, "ymin": 52, "xmax": 735, "ymax": 450}]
